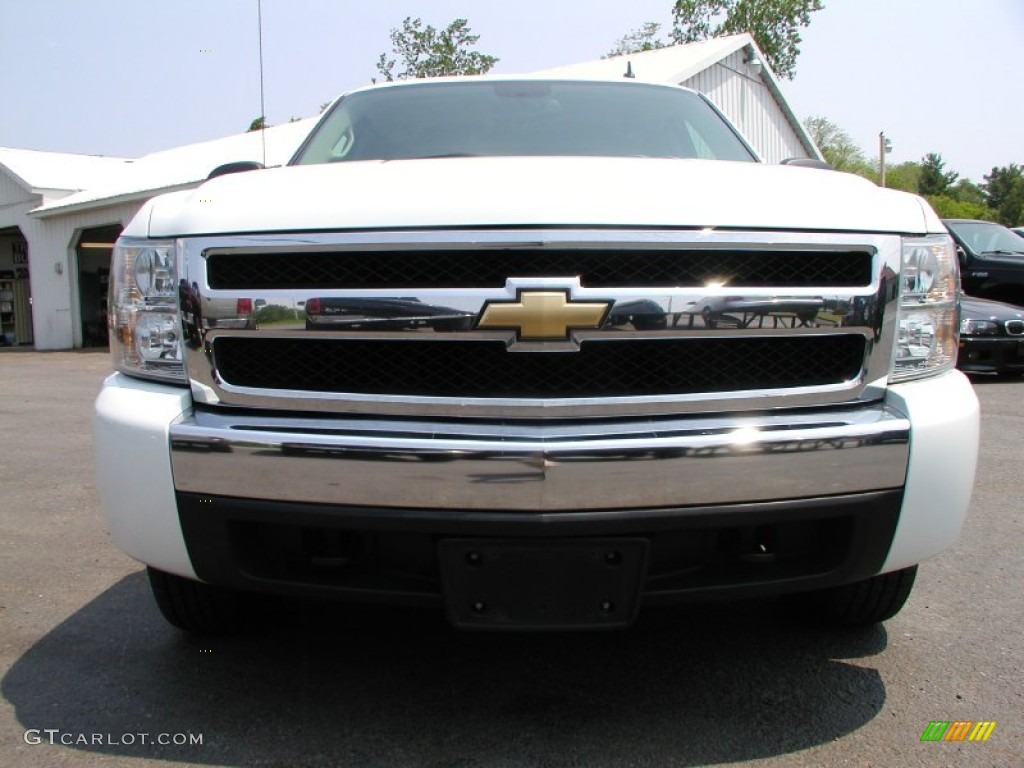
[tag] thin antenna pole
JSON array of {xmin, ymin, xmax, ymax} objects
[{"xmin": 257, "ymin": 0, "xmax": 267, "ymax": 165}]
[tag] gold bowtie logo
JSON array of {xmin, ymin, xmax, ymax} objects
[{"xmin": 477, "ymin": 291, "xmax": 611, "ymax": 340}]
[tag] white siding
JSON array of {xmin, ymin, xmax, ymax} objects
[
  {"xmin": 24, "ymin": 202, "xmax": 144, "ymax": 349},
  {"xmin": 682, "ymin": 51, "xmax": 809, "ymax": 163},
  {"xmin": 0, "ymin": 163, "xmax": 170, "ymax": 349},
  {"xmin": 0, "ymin": 188, "xmax": 142, "ymax": 350}
]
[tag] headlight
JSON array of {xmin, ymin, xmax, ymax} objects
[
  {"xmin": 890, "ymin": 235, "xmax": 959, "ymax": 382},
  {"xmin": 959, "ymin": 318, "xmax": 999, "ymax": 336},
  {"xmin": 109, "ymin": 238, "xmax": 186, "ymax": 383}
]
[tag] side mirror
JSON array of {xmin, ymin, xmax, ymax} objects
[
  {"xmin": 956, "ymin": 245, "xmax": 969, "ymax": 267},
  {"xmin": 781, "ymin": 157, "xmax": 834, "ymax": 171},
  {"xmin": 207, "ymin": 161, "xmax": 265, "ymax": 180}
]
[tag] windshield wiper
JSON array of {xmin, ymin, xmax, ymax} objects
[{"xmin": 982, "ymin": 249, "xmax": 1024, "ymax": 256}]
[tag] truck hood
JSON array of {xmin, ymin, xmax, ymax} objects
[{"xmin": 136, "ymin": 156, "xmax": 938, "ymax": 238}]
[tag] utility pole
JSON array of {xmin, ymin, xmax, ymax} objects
[{"xmin": 879, "ymin": 132, "xmax": 892, "ymax": 187}]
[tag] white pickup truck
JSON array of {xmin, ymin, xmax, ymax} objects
[{"xmin": 95, "ymin": 77, "xmax": 979, "ymax": 633}]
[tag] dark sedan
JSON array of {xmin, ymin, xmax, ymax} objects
[
  {"xmin": 944, "ymin": 218, "xmax": 1024, "ymax": 306},
  {"xmin": 958, "ymin": 296, "xmax": 1024, "ymax": 374}
]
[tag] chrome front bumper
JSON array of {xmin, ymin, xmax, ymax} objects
[{"xmin": 170, "ymin": 404, "xmax": 910, "ymax": 511}]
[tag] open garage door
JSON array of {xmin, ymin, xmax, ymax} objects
[
  {"xmin": 0, "ymin": 226, "xmax": 33, "ymax": 346},
  {"xmin": 75, "ymin": 224, "xmax": 122, "ymax": 348}
]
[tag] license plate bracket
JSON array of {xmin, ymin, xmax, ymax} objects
[{"xmin": 438, "ymin": 538, "xmax": 648, "ymax": 630}]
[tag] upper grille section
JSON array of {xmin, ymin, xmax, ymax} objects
[{"xmin": 207, "ymin": 248, "xmax": 873, "ymax": 290}]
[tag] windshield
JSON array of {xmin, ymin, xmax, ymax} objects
[
  {"xmin": 946, "ymin": 220, "xmax": 1024, "ymax": 255},
  {"xmin": 292, "ymin": 80, "xmax": 757, "ymax": 165}
]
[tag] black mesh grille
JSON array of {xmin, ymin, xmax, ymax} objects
[
  {"xmin": 207, "ymin": 249, "xmax": 872, "ymax": 290},
  {"xmin": 213, "ymin": 336, "xmax": 865, "ymax": 398}
]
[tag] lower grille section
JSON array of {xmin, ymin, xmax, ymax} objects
[
  {"xmin": 214, "ymin": 335, "xmax": 866, "ymax": 398},
  {"xmin": 176, "ymin": 490, "xmax": 903, "ymax": 606}
]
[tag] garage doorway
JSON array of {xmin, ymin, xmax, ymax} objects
[
  {"xmin": 0, "ymin": 226, "xmax": 33, "ymax": 346},
  {"xmin": 75, "ymin": 224, "xmax": 122, "ymax": 348}
]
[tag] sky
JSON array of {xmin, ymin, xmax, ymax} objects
[{"xmin": 0, "ymin": 0, "xmax": 1020, "ymax": 184}]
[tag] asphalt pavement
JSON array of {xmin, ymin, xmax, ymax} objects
[{"xmin": 0, "ymin": 351, "xmax": 1020, "ymax": 767}]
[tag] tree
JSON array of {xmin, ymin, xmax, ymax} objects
[
  {"xmin": 948, "ymin": 179, "xmax": 987, "ymax": 208},
  {"xmin": 918, "ymin": 153, "xmax": 959, "ymax": 197},
  {"xmin": 874, "ymin": 160, "xmax": 922, "ymax": 193},
  {"xmin": 925, "ymin": 195, "xmax": 996, "ymax": 222},
  {"xmin": 247, "ymin": 116, "xmax": 266, "ymax": 132},
  {"xmin": 983, "ymin": 164, "xmax": 1024, "ymax": 225},
  {"xmin": 796, "ymin": 119, "xmax": 1005, "ymax": 220},
  {"xmin": 671, "ymin": 0, "xmax": 824, "ymax": 80},
  {"xmin": 803, "ymin": 115, "xmax": 867, "ymax": 172},
  {"xmin": 376, "ymin": 17, "xmax": 498, "ymax": 82},
  {"xmin": 606, "ymin": 22, "xmax": 668, "ymax": 57}
]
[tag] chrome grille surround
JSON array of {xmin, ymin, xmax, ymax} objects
[
  {"xmin": 179, "ymin": 229, "xmax": 901, "ymax": 418},
  {"xmin": 1005, "ymin": 320, "xmax": 1024, "ymax": 336}
]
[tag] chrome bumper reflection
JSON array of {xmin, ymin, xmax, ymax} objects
[{"xmin": 170, "ymin": 405, "xmax": 910, "ymax": 510}]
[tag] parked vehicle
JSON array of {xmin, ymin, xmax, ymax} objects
[
  {"xmin": 957, "ymin": 296, "xmax": 1024, "ymax": 374},
  {"xmin": 304, "ymin": 297, "xmax": 474, "ymax": 331},
  {"xmin": 943, "ymin": 218, "xmax": 1024, "ymax": 306},
  {"xmin": 96, "ymin": 77, "xmax": 978, "ymax": 634},
  {"xmin": 695, "ymin": 295, "xmax": 824, "ymax": 329}
]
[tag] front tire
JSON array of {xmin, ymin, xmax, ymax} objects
[
  {"xmin": 796, "ymin": 566, "xmax": 917, "ymax": 626},
  {"xmin": 147, "ymin": 567, "xmax": 251, "ymax": 634}
]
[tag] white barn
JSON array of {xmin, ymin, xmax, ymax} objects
[
  {"xmin": 0, "ymin": 34, "xmax": 819, "ymax": 351},
  {"xmin": 0, "ymin": 150, "xmax": 131, "ymax": 347},
  {"xmin": 0, "ymin": 120, "xmax": 315, "ymax": 349}
]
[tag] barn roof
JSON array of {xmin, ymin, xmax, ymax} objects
[
  {"xmin": 0, "ymin": 147, "xmax": 131, "ymax": 196},
  {"xmin": 30, "ymin": 117, "xmax": 317, "ymax": 217},
  {"xmin": 536, "ymin": 34, "xmax": 756, "ymax": 84},
  {"xmin": 535, "ymin": 33, "xmax": 819, "ymax": 160}
]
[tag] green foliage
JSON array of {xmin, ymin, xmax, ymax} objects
[
  {"xmin": 982, "ymin": 164, "xmax": 1022, "ymax": 209},
  {"xmin": 883, "ymin": 161, "xmax": 922, "ymax": 193},
  {"xmin": 807, "ymin": 116, "xmax": 1011, "ymax": 222},
  {"xmin": 247, "ymin": 116, "xmax": 266, "ymax": 132},
  {"xmin": 948, "ymin": 179, "xmax": 987, "ymax": 207},
  {"xmin": 925, "ymin": 195, "xmax": 996, "ymax": 221},
  {"xmin": 606, "ymin": 22, "xmax": 668, "ymax": 57},
  {"xmin": 376, "ymin": 17, "xmax": 499, "ymax": 82},
  {"xmin": 803, "ymin": 115, "xmax": 866, "ymax": 172},
  {"xmin": 918, "ymin": 153, "xmax": 958, "ymax": 196},
  {"xmin": 983, "ymin": 164, "xmax": 1024, "ymax": 225},
  {"xmin": 671, "ymin": 0, "xmax": 824, "ymax": 80},
  {"xmin": 844, "ymin": 160, "xmax": 878, "ymax": 183},
  {"xmin": 254, "ymin": 304, "xmax": 298, "ymax": 325}
]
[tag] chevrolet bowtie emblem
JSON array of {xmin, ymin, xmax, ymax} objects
[{"xmin": 477, "ymin": 291, "xmax": 611, "ymax": 340}]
